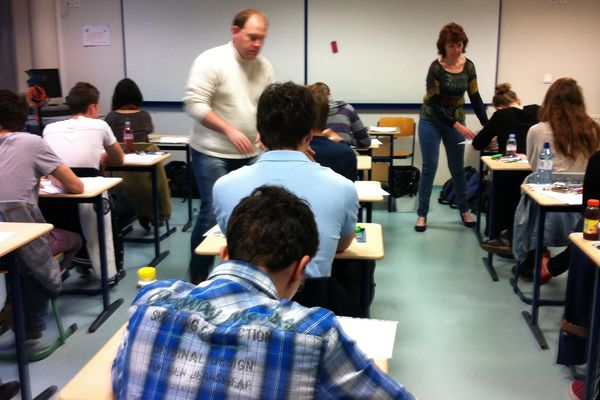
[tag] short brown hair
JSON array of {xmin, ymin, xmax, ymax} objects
[
  {"xmin": 66, "ymin": 82, "xmax": 99, "ymax": 115},
  {"xmin": 492, "ymin": 83, "xmax": 519, "ymax": 108},
  {"xmin": 436, "ymin": 22, "xmax": 468, "ymax": 56},
  {"xmin": 0, "ymin": 89, "xmax": 29, "ymax": 132},
  {"xmin": 307, "ymin": 83, "xmax": 330, "ymax": 131},
  {"xmin": 232, "ymin": 8, "xmax": 268, "ymax": 29}
]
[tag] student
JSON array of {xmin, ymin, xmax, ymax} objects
[
  {"xmin": 183, "ymin": 8, "xmax": 274, "ymax": 284},
  {"xmin": 213, "ymin": 82, "xmax": 360, "ymax": 315},
  {"xmin": 112, "ymin": 185, "xmax": 415, "ymax": 399},
  {"xmin": 473, "ymin": 83, "xmax": 540, "ymax": 252},
  {"xmin": 315, "ymin": 82, "xmax": 371, "ymax": 148},
  {"xmin": 307, "ymin": 83, "xmax": 358, "ymax": 181},
  {"xmin": 42, "ymin": 82, "xmax": 125, "ymax": 280},
  {"xmin": 105, "ymin": 78, "xmax": 154, "ymax": 142},
  {"xmin": 513, "ymin": 77, "xmax": 600, "ymax": 282},
  {"xmin": 0, "ymin": 89, "xmax": 83, "ymax": 340},
  {"xmin": 105, "ymin": 78, "xmax": 171, "ymax": 231}
]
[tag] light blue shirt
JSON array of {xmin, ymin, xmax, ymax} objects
[{"xmin": 213, "ymin": 150, "xmax": 359, "ymax": 277}]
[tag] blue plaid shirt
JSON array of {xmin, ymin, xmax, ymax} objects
[{"xmin": 112, "ymin": 261, "xmax": 415, "ymax": 399}]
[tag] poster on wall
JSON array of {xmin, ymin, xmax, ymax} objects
[{"xmin": 82, "ymin": 25, "xmax": 110, "ymax": 47}]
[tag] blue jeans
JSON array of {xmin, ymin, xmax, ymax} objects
[
  {"xmin": 417, "ymin": 118, "xmax": 469, "ymax": 217},
  {"xmin": 189, "ymin": 149, "xmax": 255, "ymax": 283}
]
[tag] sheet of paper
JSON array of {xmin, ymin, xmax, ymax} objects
[
  {"xmin": 369, "ymin": 126, "xmax": 398, "ymax": 133},
  {"xmin": 39, "ymin": 180, "xmax": 64, "ymax": 194},
  {"xmin": 203, "ymin": 225, "xmax": 224, "ymax": 237},
  {"xmin": 355, "ymin": 182, "xmax": 389, "ymax": 197},
  {"xmin": 337, "ymin": 316, "xmax": 398, "ymax": 359},
  {"xmin": 157, "ymin": 136, "xmax": 189, "ymax": 144},
  {"xmin": 124, "ymin": 153, "xmax": 162, "ymax": 164},
  {"xmin": 372, "ymin": 139, "xmax": 383, "ymax": 145},
  {"xmin": 0, "ymin": 232, "xmax": 16, "ymax": 243},
  {"xmin": 528, "ymin": 184, "xmax": 583, "ymax": 205},
  {"xmin": 458, "ymin": 139, "xmax": 473, "ymax": 145}
]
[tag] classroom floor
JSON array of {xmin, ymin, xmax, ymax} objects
[{"xmin": 0, "ymin": 190, "xmax": 576, "ymax": 400}]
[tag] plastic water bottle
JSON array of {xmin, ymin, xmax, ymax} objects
[
  {"xmin": 505, "ymin": 133, "xmax": 517, "ymax": 157},
  {"xmin": 537, "ymin": 142, "xmax": 553, "ymax": 184},
  {"xmin": 123, "ymin": 119, "xmax": 134, "ymax": 153}
]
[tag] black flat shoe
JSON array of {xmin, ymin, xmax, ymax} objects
[{"xmin": 460, "ymin": 213, "xmax": 476, "ymax": 228}]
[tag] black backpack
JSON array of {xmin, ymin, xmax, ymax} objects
[
  {"xmin": 438, "ymin": 166, "xmax": 479, "ymax": 209},
  {"xmin": 388, "ymin": 166, "xmax": 420, "ymax": 198},
  {"xmin": 164, "ymin": 161, "xmax": 200, "ymax": 199}
]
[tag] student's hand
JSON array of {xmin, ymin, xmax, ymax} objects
[
  {"xmin": 226, "ymin": 129, "xmax": 254, "ymax": 155},
  {"xmin": 453, "ymin": 122, "xmax": 476, "ymax": 140},
  {"xmin": 255, "ymin": 133, "xmax": 266, "ymax": 152},
  {"xmin": 304, "ymin": 146, "xmax": 316, "ymax": 162},
  {"xmin": 49, "ymin": 175, "xmax": 63, "ymax": 189},
  {"xmin": 324, "ymin": 128, "xmax": 344, "ymax": 143}
]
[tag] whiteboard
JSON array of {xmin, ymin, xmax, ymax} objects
[
  {"xmin": 122, "ymin": 0, "xmax": 499, "ymax": 104},
  {"xmin": 122, "ymin": 0, "xmax": 305, "ymax": 102}
]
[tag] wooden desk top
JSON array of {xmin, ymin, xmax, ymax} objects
[
  {"xmin": 355, "ymin": 180, "xmax": 385, "ymax": 202},
  {"xmin": 148, "ymin": 134, "xmax": 190, "ymax": 145},
  {"xmin": 0, "ymin": 222, "xmax": 53, "ymax": 257},
  {"xmin": 39, "ymin": 177, "xmax": 122, "ymax": 199},
  {"xmin": 520, "ymin": 183, "xmax": 582, "ymax": 207},
  {"xmin": 196, "ymin": 223, "xmax": 384, "ymax": 260},
  {"xmin": 356, "ymin": 155, "xmax": 372, "ymax": 171},
  {"xmin": 116, "ymin": 152, "xmax": 172, "ymax": 167},
  {"xmin": 569, "ymin": 233, "xmax": 600, "ymax": 265},
  {"xmin": 481, "ymin": 156, "xmax": 532, "ymax": 171}
]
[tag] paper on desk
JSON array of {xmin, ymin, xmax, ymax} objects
[
  {"xmin": 157, "ymin": 136, "xmax": 189, "ymax": 144},
  {"xmin": 369, "ymin": 126, "xmax": 398, "ymax": 133},
  {"xmin": 528, "ymin": 184, "xmax": 583, "ymax": 205},
  {"xmin": 337, "ymin": 316, "xmax": 398, "ymax": 359},
  {"xmin": 203, "ymin": 225, "xmax": 224, "ymax": 237},
  {"xmin": 355, "ymin": 182, "xmax": 389, "ymax": 197},
  {"xmin": 0, "ymin": 232, "xmax": 16, "ymax": 243},
  {"xmin": 371, "ymin": 138, "xmax": 383, "ymax": 145},
  {"xmin": 124, "ymin": 153, "xmax": 163, "ymax": 163},
  {"xmin": 39, "ymin": 180, "xmax": 64, "ymax": 194}
]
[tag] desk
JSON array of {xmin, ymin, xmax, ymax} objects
[
  {"xmin": 59, "ymin": 314, "xmax": 390, "ymax": 400},
  {"xmin": 517, "ymin": 184, "xmax": 581, "ymax": 349},
  {"xmin": 196, "ymin": 223, "xmax": 384, "ymax": 317},
  {"xmin": 355, "ymin": 180, "xmax": 386, "ymax": 223},
  {"xmin": 569, "ymin": 234, "xmax": 600, "ymax": 400},
  {"xmin": 106, "ymin": 152, "xmax": 173, "ymax": 267},
  {"xmin": 0, "ymin": 222, "xmax": 55, "ymax": 400},
  {"xmin": 148, "ymin": 134, "xmax": 193, "ymax": 231},
  {"xmin": 356, "ymin": 155, "xmax": 372, "ymax": 180},
  {"xmin": 479, "ymin": 156, "xmax": 531, "ymax": 281},
  {"xmin": 40, "ymin": 177, "xmax": 124, "ymax": 333}
]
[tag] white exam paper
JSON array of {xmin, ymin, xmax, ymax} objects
[{"xmin": 337, "ymin": 316, "xmax": 398, "ymax": 359}]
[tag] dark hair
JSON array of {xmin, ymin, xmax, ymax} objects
[
  {"xmin": 111, "ymin": 78, "xmax": 143, "ymax": 110},
  {"xmin": 232, "ymin": 8, "xmax": 268, "ymax": 28},
  {"xmin": 436, "ymin": 22, "xmax": 468, "ymax": 56},
  {"xmin": 257, "ymin": 82, "xmax": 315, "ymax": 149},
  {"xmin": 227, "ymin": 185, "xmax": 319, "ymax": 272},
  {"xmin": 0, "ymin": 89, "xmax": 29, "ymax": 132},
  {"xmin": 307, "ymin": 84, "xmax": 329, "ymax": 131},
  {"xmin": 492, "ymin": 83, "xmax": 519, "ymax": 108},
  {"xmin": 539, "ymin": 77, "xmax": 600, "ymax": 161},
  {"xmin": 66, "ymin": 82, "xmax": 99, "ymax": 114}
]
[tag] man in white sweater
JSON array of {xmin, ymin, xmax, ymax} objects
[{"xmin": 183, "ymin": 8, "xmax": 274, "ymax": 284}]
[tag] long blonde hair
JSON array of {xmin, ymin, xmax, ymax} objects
[{"xmin": 539, "ymin": 77, "xmax": 600, "ymax": 161}]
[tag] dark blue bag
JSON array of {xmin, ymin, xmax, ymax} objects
[{"xmin": 438, "ymin": 166, "xmax": 479, "ymax": 209}]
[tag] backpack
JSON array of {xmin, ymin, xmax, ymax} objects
[
  {"xmin": 438, "ymin": 166, "xmax": 479, "ymax": 210},
  {"xmin": 388, "ymin": 166, "xmax": 420, "ymax": 198},
  {"xmin": 164, "ymin": 161, "xmax": 200, "ymax": 199}
]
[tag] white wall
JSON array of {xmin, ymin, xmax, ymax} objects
[{"xmin": 12, "ymin": 0, "xmax": 600, "ymax": 184}]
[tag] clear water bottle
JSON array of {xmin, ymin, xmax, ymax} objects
[
  {"xmin": 505, "ymin": 133, "xmax": 517, "ymax": 157},
  {"xmin": 537, "ymin": 142, "xmax": 553, "ymax": 184}
]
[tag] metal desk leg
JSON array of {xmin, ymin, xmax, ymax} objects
[
  {"xmin": 481, "ymin": 169, "xmax": 498, "ymax": 281},
  {"xmin": 89, "ymin": 195, "xmax": 123, "ymax": 333},
  {"xmin": 583, "ymin": 268, "xmax": 600, "ymax": 399},
  {"xmin": 183, "ymin": 145, "xmax": 193, "ymax": 232},
  {"xmin": 522, "ymin": 205, "xmax": 549, "ymax": 349},
  {"xmin": 476, "ymin": 157, "xmax": 484, "ymax": 239},
  {"xmin": 148, "ymin": 166, "xmax": 170, "ymax": 267}
]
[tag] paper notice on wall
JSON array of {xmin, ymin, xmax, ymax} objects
[{"xmin": 82, "ymin": 25, "xmax": 110, "ymax": 46}]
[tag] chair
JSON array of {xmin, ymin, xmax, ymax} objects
[
  {"xmin": 373, "ymin": 117, "xmax": 417, "ymax": 211},
  {"xmin": 0, "ymin": 202, "xmax": 77, "ymax": 362}
]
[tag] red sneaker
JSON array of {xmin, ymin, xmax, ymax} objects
[
  {"xmin": 568, "ymin": 380, "xmax": 584, "ymax": 400},
  {"xmin": 540, "ymin": 250, "xmax": 552, "ymax": 285}
]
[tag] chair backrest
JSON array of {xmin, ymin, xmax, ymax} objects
[{"xmin": 378, "ymin": 117, "xmax": 415, "ymax": 137}]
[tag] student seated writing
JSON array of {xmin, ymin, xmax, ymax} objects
[{"xmin": 112, "ymin": 185, "xmax": 415, "ymax": 399}]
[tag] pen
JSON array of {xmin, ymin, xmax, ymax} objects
[{"xmin": 490, "ymin": 154, "xmax": 502, "ymax": 159}]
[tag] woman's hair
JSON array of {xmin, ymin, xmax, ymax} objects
[
  {"xmin": 436, "ymin": 22, "xmax": 468, "ymax": 56},
  {"xmin": 539, "ymin": 77, "xmax": 600, "ymax": 161},
  {"xmin": 493, "ymin": 83, "xmax": 519, "ymax": 108},
  {"xmin": 111, "ymin": 78, "xmax": 143, "ymax": 110},
  {"xmin": 307, "ymin": 83, "xmax": 330, "ymax": 131}
]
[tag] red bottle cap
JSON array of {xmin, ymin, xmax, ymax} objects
[{"xmin": 588, "ymin": 199, "xmax": 600, "ymax": 207}]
